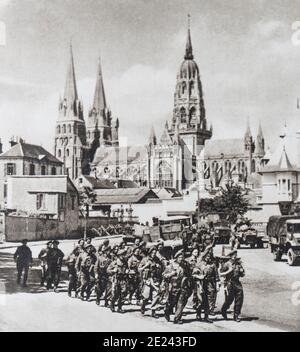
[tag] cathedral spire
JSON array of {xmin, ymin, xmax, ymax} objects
[
  {"xmin": 244, "ymin": 117, "xmax": 252, "ymax": 139},
  {"xmin": 149, "ymin": 126, "xmax": 157, "ymax": 146},
  {"xmin": 64, "ymin": 42, "xmax": 78, "ymax": 102},
  {"xmin": 92, "ymin": 57, "xmax": 107, "ymax": 113},
  {"xmin": 184, "ymin": 14, "xmax": 193, "ymax": 60}
]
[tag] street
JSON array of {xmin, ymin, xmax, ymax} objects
[{"xmin": 0, "ymin": 238, "xmax": 299, "ymax": 332}]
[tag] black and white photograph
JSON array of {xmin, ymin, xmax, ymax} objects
[{"xmin": 0, "ymin": 0, "xmax": 300, "ymax": 336}]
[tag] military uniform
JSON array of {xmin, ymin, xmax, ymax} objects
[
  {"xmin": 45, "ymin": 243, "xmax": 64, "ymax": 291},
  {"xmin": 14, "ymin": 241, "xmax": 32, "ymax": 287},
  {"xmin": 66, "ymin": 251, "xmax": 79, "ymax": 297},
  {"xmin": 220, "ymin": 252, "xmax": 245, "ymax": 322},
  {"xmin": 38, "ymin": 242, "xmax": 51, "ymax": 286},
  {"xmin": 163, "ymin": 251, "xmax": 193, "ymax": 324},
  {"xmin": 94, "ymin": 250, "xmax": 111, "ymax": 306},
  {"xmin": 107, "ymin": 250, "xmax": 128, "ymax": 313},
  {"xmin": 139, "ymin": 249, "xmax": 163, "ymax": 316},
  {"xmin": 127, "ymin": 251, "xmax": 142, "ymax": 303},
  {"xmin": 75, "ymin": 246, "xmax": 97, "ymax": 300}
]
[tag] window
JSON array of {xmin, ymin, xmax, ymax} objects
[
  {"xmin": 71, "ymin": 196, "xmax": 76, "ymax": 210},
  {"xmin": 41, "ymin": 165, "xmax": 46, "ymax": 175},
  {"xmin": 66, "ymin": 149, "xmax": 70, "ymax": 157},
  {"xmin": 63, "ymin": 124, "xmax": 66, "ymax": 134},
  {"xmin": 68, "ymin": 124, "xmax": 71, "ymax": 133},
  {"xmin": 6, "ymin": 163, "xmax": 16, "ymax": 176},
  {"xmin": 36, "ymin": 193, "xmax": 46, "ymax": 210},
  {"xmin": 288, "ymin": 179, "xmax": 291, "ymax": 192},
  {"xmin": 51, "ymin": 167, "xmax": 56, "ymax": 175},
  {"xmin": 156, "ymin": 161, "xmax": 173, "ymax": 188},
  {"xmin": 29, "ymin": 164, "xmax": 35, "ymax": 175},
  {"xmin": 180, "ymin": 107, "xmax": 186, "ymax": 123},
  {"xmin": 57, "ymin": 125, "xmax": 61, "ymax": 134},
  {"xmin": 58, "ymin": 149, "xmax": 61, "ymax": 158},
  {"xmin": 58, "ymin": 194, "xmax": 65, "ymax": 209},
  {"xmin": 282, "ymin": 179, "xmax": 287, "ymax": 194},
  {"xmin": 3, "ymin": 183, "xmax": 7, "ymax": 198}
]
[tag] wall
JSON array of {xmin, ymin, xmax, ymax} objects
[{"xmin": 4, "ymin": 214, "xmax": 118, "ymax": 242}]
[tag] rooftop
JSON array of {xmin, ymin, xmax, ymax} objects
[{"xmin": 0, "ymin": 142, "xmax": 62, "ymax": 164}]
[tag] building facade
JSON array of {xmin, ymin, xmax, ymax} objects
[
  {"xmin": 0, "ymin": 139, "xmax": 63, "ymax": 208},
  {"xmin": 199, "ymin": 121, "xmax": 265, "ymax": 189}
]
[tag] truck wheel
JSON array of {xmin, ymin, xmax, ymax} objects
[
  {"xmin": 273, "ymin": 249, "xmax": 282, "ymax": 261},
  {"xmin": 287, "ymin": 248, "xmax": 297, "ymax": 266}
]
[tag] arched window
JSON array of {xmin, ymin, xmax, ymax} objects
[
  {"xmin": 41, "ymin": 165, "xmax": 46, "ymax": 175},
  {"xmin": 181, "ymin": 82, "xmax": 186, "ymax": 95},
  {"xmin": 57, "ymin": 125, "xmax": 61, "ymax": 134},
  {"xmin": 68, "ymin": 124, "xmax": 71, "ymax": 133},
  {"xmin": 189, "ymin": 80, "xmax": 194, "ymax": 96},
  {"xmin": 156, "ymin": 161, "xmax": 173, "ymax": 188},
  {"xmin": 189, "ymin": 107, "xmax": 196, "ymax": 124},
  {"xmin": 63, "ymin": 124, "xmax": 66, "ymax": 134},
  {"xmin": 180, "ymin": 107, "xmax": 186, "ymax": 123},
  {"xmin": 58, "ymin": 149, "xmax": 61, "ymax": 158},
  {"xmin": 251, "ymin": 159, "xmax": 256, "ymax": 173},
  {"xmin": 66, "ymin": 149, "xmax": 70, "ymax": 157},
  {"xmin": 51, "ymin": 167, "xmax": 56, "ymax": 175}
]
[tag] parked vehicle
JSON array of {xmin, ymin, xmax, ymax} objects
[
  {"xmin": 267, "ymin": 215, "xmax": 300, "ymax": 266},
  {"xmin": 214, "ymin": 221, "xmax": 231, "ymax": 244}
]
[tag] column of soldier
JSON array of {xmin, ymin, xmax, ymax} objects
[{"xmin": 32, "ymin": 230, "xmax": 245, "ymax": 325}]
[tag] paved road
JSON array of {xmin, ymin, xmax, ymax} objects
[{"xmin": 0, "ymin": 239, "xmax": 299, "ymax": 332}]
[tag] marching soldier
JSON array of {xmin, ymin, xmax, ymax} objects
[
  {"xmin": 107, "ymin": 248, "xmax": 128, "ymax": 313},
  {"xmin": 220, "ymin": 249, "xmax": 245, "ymax": 322},
  {"xmin": 201, "ymin": 227, "xmax": 215, "ymax": 251},
  {"xmin": 139, "ymin": 246, "xmax": 163, "ymax": 317},
  {"xmin": 194, "ymin": 246, "xmax": 219, "ymax": 322},
  {"xmin": 186, "ymin": 247, "xmax": 200, "ymax": 309},
  {"xmin": 156, "ymin": 240, "xmax": 168, "ymax": 270},
  {"xmin": 45, "ymin": 240, "xmax": 64, "ymax": 292},
  {"xmin": 75, "ymin": 238, "xmax": 86, "ymax": 254},
  {"xmin": 85, "ymin": 237, "xmax": 96, "ymax": 253},
  {"xmin": 14, "ymin": 239, "xmax": 33, "ymax": 287},
  {"xmin": 65, "ymin": 246, "xmax": 80, "ymax": 297},
  {"xmin": 38, "ymin": 240, "xmax": 52, "ymax": 286},
  {"xmin": 76, "ymin": 244, "xmax": 97, "ymax": 301},
  {"xmin": 94, "ymin": 245, "xmax": 112, "ymax": 306},
  {"xmin": 127, "ymin": 246, "xmax": 142, "ymax": 304},
  {"xmin": 163, "ymin": 250, "xmax": 193, "ymax": 324}
]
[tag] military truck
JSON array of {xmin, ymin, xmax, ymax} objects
[
  {"xmin": 233, "ymin": 221, "xmax": 265, "ymax": 249},
  {"xmin": 267, "ymin": 215, "xmax": 300, "ymax": 266}
]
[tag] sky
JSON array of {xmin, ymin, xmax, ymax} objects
[{"xmin": 0, "ymin": 0, "xmax": 300, "ymax": 154}]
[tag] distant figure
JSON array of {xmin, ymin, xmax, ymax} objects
[
  {"xmin": 14, "ymin": 239, "xmax": 32, "ymax": 287},
  {"xmin": 38, "ymin": 241, "xmax": 52, "ymax": 286}
]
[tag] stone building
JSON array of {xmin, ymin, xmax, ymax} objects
[
  {"xmin": 0, "ymin": 138, "xmax": 63, "ymax": 208},
  {"xmin": 199, "ymin": 120, "xmax": 265, "ymax": 189}
]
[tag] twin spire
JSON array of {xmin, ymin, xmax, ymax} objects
[
  {"xmin": 64, "ymin": 43, "xmax": 78, "ymax": 102},
  {"xmin": 63, "ymin": 43, "xmax": 107, "ymax": 113}
]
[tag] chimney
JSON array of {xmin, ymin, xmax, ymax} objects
[{"xmin": 9, "ymin": 136, "xmax": 18, "ymax": 148}]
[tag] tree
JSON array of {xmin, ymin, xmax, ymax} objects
[
  {"xmin": 78, "ymin": 186, "xmax": 97, "ymax": 239},
  {"xmin": 214, "ymin": 184, "xmax": 250, "ymax": 224},
  {"xmin": 198, "ymin": 184, "xmax": 250, "ymax": 224}
]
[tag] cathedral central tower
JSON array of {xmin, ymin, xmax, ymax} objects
[{"xmin": 169, "ymin": 17, "xmax": 212, "ymax": 155}]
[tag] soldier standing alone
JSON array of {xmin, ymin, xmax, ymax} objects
[{"xmin": 14, "ymin": 239, "xmax": 32, "ymax": 287}]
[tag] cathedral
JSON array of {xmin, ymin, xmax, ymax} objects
[{"xmin": 54, "ymin": 23, "xmax": 265, "ymax": 192}]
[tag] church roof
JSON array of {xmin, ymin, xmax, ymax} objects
[
  {"xmin": 203, "ymin": 139, "xmax": 245, "ymax": 158},
  {"xmin": 92, "ymin": 145, "xmax": 148, "ymax": 165},
  {"xmin": 82, "ymin": 176, "xmax": 116, "ymax": 189},
  {"xmin": 0, "ymin": 142, "xmax": 62, "ymax": 164}
]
